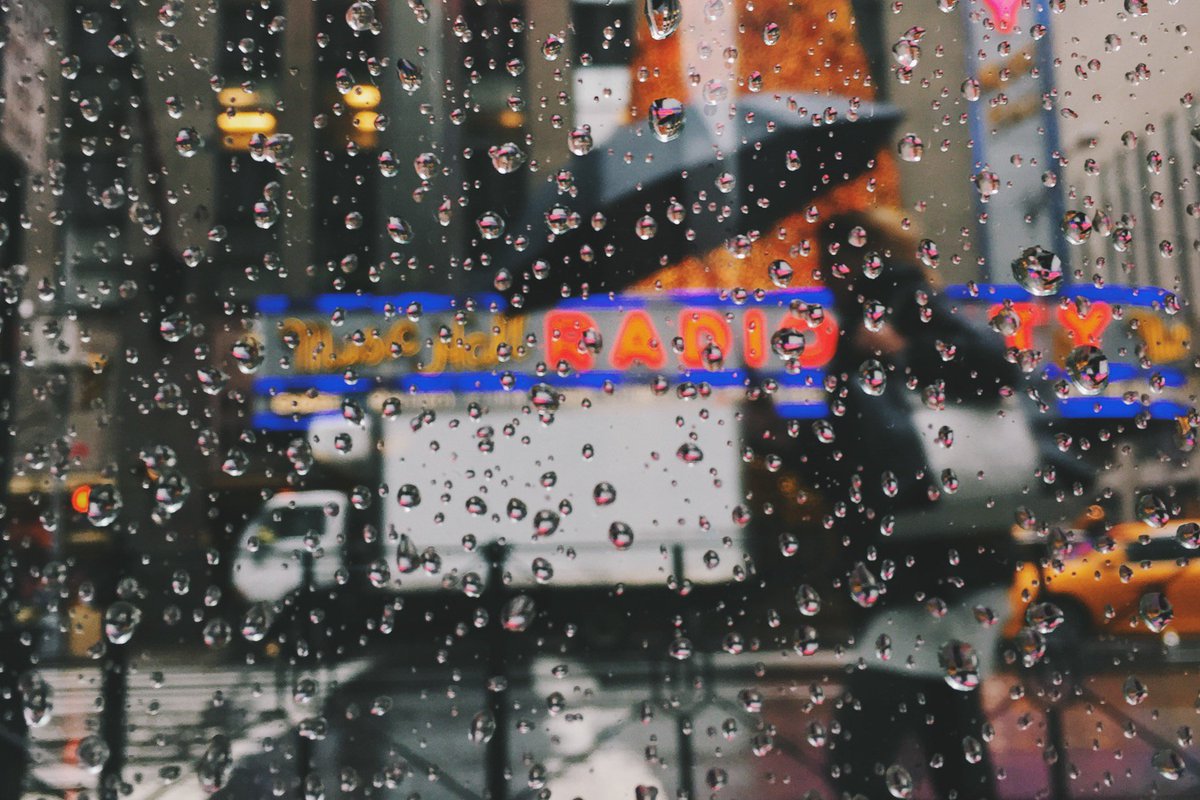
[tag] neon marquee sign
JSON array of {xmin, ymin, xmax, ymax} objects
[{"xmin": 251, "ymin": 285, "xmax": 1192, "ymax": 427}]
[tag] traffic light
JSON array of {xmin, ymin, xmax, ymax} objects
[{"xmin": 70, "ymin": 484, "xmax": 91, "ymax": 515}]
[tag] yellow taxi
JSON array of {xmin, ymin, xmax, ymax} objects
[{"xmin": 1005, "ymin": 516, "xmax": 1200, "ymax": 643}]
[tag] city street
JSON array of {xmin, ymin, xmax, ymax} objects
[{"xmin": 21, "ymin": 642, "xmax": 1200, "ymax": 800}]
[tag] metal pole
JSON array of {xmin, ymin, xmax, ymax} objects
[
  {"xmin": 296, "ymin": 551, "xmax": 315, "ymax": 799},
  {"xmin": 482, "ymin": 541, "xmax": 510, "ymax": 800},
  {"xmin": 98, "ymin": 638, "xmax": 129, "ymax": 800},
  {"xmin": 0, "ymin": 138, "xmax": 30, "ymax": 800},
  {"xmin": 98, "ymin": 523, "xmax": 129, "ymax": 800}
]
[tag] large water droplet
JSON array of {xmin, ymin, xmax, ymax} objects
[
  {"xmin": 648, "ymin": 97, "xmax": 685, "ymax": 143},
  {"xmin": 858, "ymin": 359, "xmax": 887, "ymax": 396},
  {"xmin": 19, "ymin": 673, "xmax": 53, "ymax": 728},
  {"xmin": 502, "ymin": 594, "xmax": 536, "ymax": 631},
  {"xmin": 469, "ymin": 711, "xmax": 496, "ymax": 744},
  {"xmin": 230, "ymin": 337, "xmax": 264, "ymax": 374},
  {"xmin": 87, "ymin": 485, "xmax": 122, "ymax": 527},
  {"xmin": 645, "ymin": 0, "xmax": 682, "ymax": 39},
  {"xmin": 1139, "ymin": 591, "xmax": 1173, "ymax": 632},
  {"xmin": 848, "ymin": 562, "xmax": 880, "ymax": 608},
  {"xmin": 241, "ymin": 602, "xmax": 273, "ymax": 642},
  {"xmin": 104, "ymin": 600, "xmax": 142, "ymax": 645},
  {"xmin": 1062, "ymin": 211, "xmax": 1093, "ymax": 245},
  {"xmin": 1153, "ymin": 749, "xmax": 1186, "ymax": 781},
  {"xmin": 1136, "ymin": 492, "xmax": 1170, "ymax": 528},
  {"xmin": 897, "ymin": 133, "xmax": 924, "ymax": 162},
  {"xmin": 771, "ymin": 328, "xmax": 806, "ymax": 361},
  {"xmin": 345, "ymin": 1, "xmax": 376, "ymax": 31},
  {"xmin": 885, "ymin": 764, "xmax": 914, "ymax": 798},
  {"xmin": 609, "ymin": 521, "xmax": 635, "ymax": 550},
  {"xmin": 938, "ymin": 640, "xmax": 981, "ymax": 691},
  {"xmin": 397, "ymin": 59, "xmax": 422, "ymax": 93},
  {"xmin": 1010, "ymin": 245, "xmax": 1063, "ymax": 296},
  {"xmin": 1065, "ymin": 346, "xmax": 1109, "ymax": 395},
  {"xmin": 77, "ymin": 735, "xmax": 110, "ymax": 774},
  {"xmin": 489, "ymin": 142, "xmax": 525, "ymax": 174}
]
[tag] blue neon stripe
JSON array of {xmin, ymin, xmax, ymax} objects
[
  {"xmin": 943, "ymin": 284, "xmax": 1171, "ymax": 306},
  {"xmin": 254, "ymin": 287, "xmax": 839, "ymax": 315},
  {"xmin": 257, "ymin": 285, "xmax": 1172, "ymax": 316},
  {"xmin": 251, "ymin": 411, "xmax": 313, "ymax": 431},
  {"xmin": 773, "ymin": 402, "xmax": 829, "ymax": 419},
  {"xmin": 1057, "ymin": 398, "xmax": 1190, "ymax": 419},
  {"xmin": 254, "ymin": 368, "xmax": 828, "ymax": 395},
  {"xmin": 312, "ymin": 292, "xmax": 507, "ymax": 315},
  {"xmin": 256, "ymin": 295, "xmax": 290, "ymax": 314},
  {"xmin": 254, "ymin": 397, "xmax": 1191, "ymax": 429},
  {"xmin": 1043, "ymin": 364, "xmax": 1186, "ymax": 387}
]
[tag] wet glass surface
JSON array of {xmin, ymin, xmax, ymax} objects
[{"xmin": 0, "ymin": 1, "xmax": 1199, "ymax": 799}]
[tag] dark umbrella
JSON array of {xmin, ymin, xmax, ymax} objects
[{"xmin": 483, "ymin": 93, "xmax": 900, "ymax": 309}]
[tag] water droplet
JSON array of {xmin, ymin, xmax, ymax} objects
[
  {"xmin": 1123, "ymin": 675, "xmax": 1149, "ymax": 705},
  {"xmin": 609, "ymin": 521, "xmax": 635, "ymax": 550},
  {"xmin": 568, "ymin": 126, "xmax": 593, "ymax": 156},
  {"xmin": 489, "ymin": 142, "xmax": 525, "ymax": 174},
  {"xmin": 1153, "ymin": 749, "xmax": 1186, "ymax": 780},
  {"xmin": 938, "ymin": 640, "xmax": 981, "ymax": 691},
  {"xmin": 891, "ymin": 37, "xmax": 921, "ymax": 68},
  {"xmin": 104, "ymin": 600, "xmax": 142, "ymax": 645},
  {"xmin": 1024, "ymin": 601, "xmax": 1064, "ymax": 634},
  {"xmin": 885, "ymin": 765, "xmax": 914, "ymax": 798},
  {"xmin": 768, "ymin": 259, "xmax": 793, "ymax": 287},
  {"xmin": 397, "ymin": 59, "xmax": 422, "ymax": 93},
  {"xmin": 502, "ymin": 594, "xmax": 536, "ymax": 631},
  {"xmin": 476, "ymin": 211, "xmax": 505, "ymax": 240},
  {"xmin": 858, "ymin": 359, "xmax": 887, "ymax": 396},
  {"xmin": 174, "ymin": 127, "xmax": 201, "ymax": 157},
  {"xmin": 203, "ymin": 618, "xmax": 232, "ymax": 649},
  {"xmin": 1010, "ymin": 246, "xmax": 1063, "ymax": 296},
  {"xmin": 77, "ymin": 735, "xmax": 110, "ymax": 774},
  {"xmin": 1139, "ymin": 592, "xmax": 1173, "ymax": 633},
  {"xmin": 1065, "ymin": 346, "xmax": 1109, "ymax": 395},
  {"xmin": 87, "ymin": 485, "xmax": 123, "ymax": 527},
  {"xmin": 848, "ymin": 562, "xmax": 880, "ymax": 608},
  {"xmin": 241, "ymin": 602, "xmax": 273, "ymax": 642},
  {"xmin": 345, "ymin": 1, "xmax": 376, "ymax": 31},
  {"xmin": 796, "ymin": 584, "xmax": 821, "ymax": 615},
  {"xmin": 1136, "ymin": 492, "xmax": 1170, "ymax": 528},
  {"xmin": 897, "ymin": 133, "xmax": 924, "ymax": 162},
  {"xmin": 648, "ymin": 97, "xmax": 685, "ymax": 143},
  {"xmin": 541, "ymin": 34, "xmax": 564, "ymax": 60},
  {"xmin": 20, "ymin": 673, "xmax": 53, "ymax": 728},
  {"xmin": 1177, "ymin": 522, "xmax": 1200, "ymax": 549},
  {"xmin": 771, "ymin": 328, "xmax": 806, "ymax": 361},
  {"xmin": 644, "ymin": 0, "xmax": 681, "ymax": 39},
  {"xmin": 1062, "ymin": 211, "xmax": 1093, "ymax": 245},
  {"xmin": 593, "ymin": 482, "xmax": 617, "ymax": 506},
  {"xmin": 230, "ymin": 337, "xmax": 264, "ymax": 374},
  {"xmin": 469, "ymin": 711, "xmax": 496, "ymax": 744}
]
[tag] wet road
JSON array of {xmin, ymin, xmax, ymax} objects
[{"xmin": 21, "ymin": 640, "xmax": 1200, "ymax": 800}]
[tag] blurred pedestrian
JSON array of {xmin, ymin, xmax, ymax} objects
[{"xmin": 779, "ymin": 209, "xmax": 1023, "ymax": 799}]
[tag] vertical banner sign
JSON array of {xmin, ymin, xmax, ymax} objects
[
  {"xmin": 1, "ymin": 3, "xmax": 50, "ymax": 170},
  {"xmin": 962, "ymin": 0, "xmax": 1067, "ymax": 278}
]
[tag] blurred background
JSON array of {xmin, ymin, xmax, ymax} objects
[{"xmin": 0, "ymin": 0, "xmax": 1198, "ymax": 798}]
